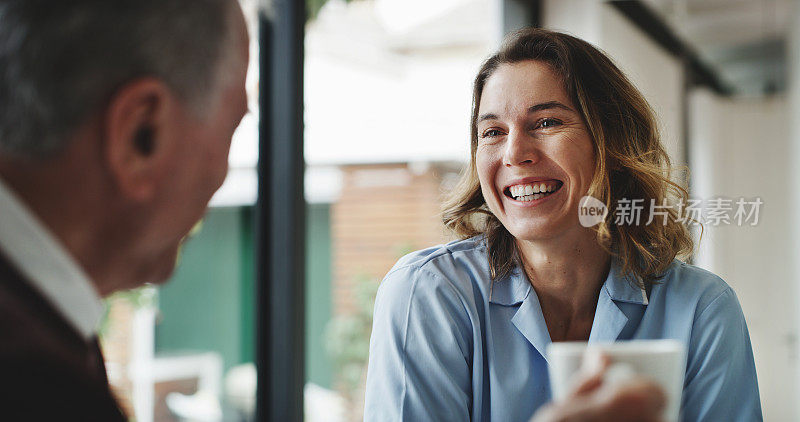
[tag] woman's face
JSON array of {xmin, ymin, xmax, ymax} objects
[{"xmin": 476, "ymin": 60, "xmax": 596, "ymax": 242}]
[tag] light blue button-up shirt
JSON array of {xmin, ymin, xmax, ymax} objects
[{"xmin": 364, "ymin": 236, "xmax": 761, "ymax": 421}]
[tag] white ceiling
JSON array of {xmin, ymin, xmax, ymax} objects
[{"xmin": 641, "ymin": 0, "xmax": 793, "ymax": 96}]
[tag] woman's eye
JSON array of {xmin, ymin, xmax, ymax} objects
[
  {"xmin": 539, "ymin": 118, "xmax": 563, "ymax": 129},
  {"xmin": 481, "ymin": 129, "xmax": 503, "ymax": 138}
]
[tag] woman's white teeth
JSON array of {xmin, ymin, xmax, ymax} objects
[
  {"xmin": 518, "ymin": 193, "xmax": 545, "ymax": 201},
  {"xmin": 509, "ymin": 181, "xmax": 560, "ymax": 200}
]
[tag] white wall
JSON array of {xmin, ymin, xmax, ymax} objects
[
  {"xmin": 597, "ymin": 6, "xmax": 684, "ymax": 168},
  {"xmin": 542, "ymin": 1, "xmax": 685, "ymax": 168},
  {"xmin": 789, "ymin": 0, "xmax": 800, "ymax": 415},
  {"xmin": 544, "ymin": 1, "xmax": 797, "ymax": 418},
  {"xmin": 542, "ymin": 0, "xmax": 602, "ymax": 47},
  {"xmin": 689, "ymin": 90, "xmax": 796, "ymax": 420}
]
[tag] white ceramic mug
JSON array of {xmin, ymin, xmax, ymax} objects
[{"xmin": 547, "ymin": 339, "xmax": 687, "ymax": 422}]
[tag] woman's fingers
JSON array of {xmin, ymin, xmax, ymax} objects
[
  {"xmin": 534, "ymin": 350, "xmax": 667, "ymax": 422},
  {"xmin": 569, "ymin": 350, "xmax": 611, "ymax": 396},
  {"xmin": 570, "ymin": 372, "xmax": 604, "ymax": 397},
  {"xmin": 532, "ymin": 376, "xmax": 666, "ymax": 422},
  {"xmin": 596, "ymin": 378, "xmax": 667, "ymax": 420}
]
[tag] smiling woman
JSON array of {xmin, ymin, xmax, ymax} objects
[
  {"xmin": 447, "ymin": 34, "xmax": 694, "ymax": 286},
  {"xmin": 364, "ymin": 28, "xmax": 761, "ymax": 422}
]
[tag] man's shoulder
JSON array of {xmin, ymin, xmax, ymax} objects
[
  {"xmin": 0, "ymin": 258, "xmax": 126, "ymax": 420},
  {"xmin": 0, "ymin": 350, "xmax": 126, "ymax": 421},
  {"xmin": 0, "ymin": 255, "xmax": 89, "ymax": 365}
]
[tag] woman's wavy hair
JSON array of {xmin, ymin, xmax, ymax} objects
[{"xmin": 442, "ymin": 28, "xmax": 695, "ymax": 288}]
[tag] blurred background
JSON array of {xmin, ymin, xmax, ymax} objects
[{"xmin": 96, "ymin": 0, "xmax": 800, "ymax": 420}]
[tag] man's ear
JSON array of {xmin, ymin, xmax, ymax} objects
[{"xmin": 103, "ymin": 78, "xmax": 174, "ymax": 202}]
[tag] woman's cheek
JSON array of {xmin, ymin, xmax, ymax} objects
[{"xmin": 476, "ymin": 145, "xmax": 500, "ymax": 174}]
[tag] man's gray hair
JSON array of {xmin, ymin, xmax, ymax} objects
[{"xmin": 0, "ymin": 0, "xmax": 236, "ymax": 158}]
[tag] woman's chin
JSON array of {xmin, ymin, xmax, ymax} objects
[
  {"xmin": 504, "ymin": 217, "xmax": 578, "ymax": 243},
  {"xmin": 507, "ymin": 225, "xmax": 560, "ymax": 243}
]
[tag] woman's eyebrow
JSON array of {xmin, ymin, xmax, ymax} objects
[
  {"xmin": 478, "ymin": 113, "xmax": 499, "ymax": 123},
  {"xmin": 528, "ymin": 101, "xmax": 572, "ymax": 113},
  {"xmin": 478, "ymin": 101, "xmax": 573, "ymax": 123}
]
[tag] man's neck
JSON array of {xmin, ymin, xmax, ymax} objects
[
  {"xmin": 0, "ymin": 165, "xmax": 106, "ymax": 338},
  {"xmin": 0, "ymin": 155, "xmax": 114, "ymax": 297}
]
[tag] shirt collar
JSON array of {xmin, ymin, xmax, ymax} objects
[
  {"xmin": 488, "ymin": 257, "xmax": 648, "ymax": 306},
  {"xmin": 603, "ymin": 259, "xmax": 649, "ymax": 305},
  {"xmin": 497, "ymin": 257, "xmax": 648, "ymax": 361},
  {"xmin": 488, "ymin": 265, "xmax": 531, "ymax": 306},
  {"xmin": 0, "ymin": 177, "xmax": 103, "ymax": 340}
]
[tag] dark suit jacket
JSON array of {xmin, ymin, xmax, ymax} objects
[{"xmin": 0, "ymin": 252, "xmax": 127, "ymax": 421}]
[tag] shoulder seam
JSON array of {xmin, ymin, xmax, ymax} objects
[
  {"xmin": 695, "ymin": 286, "xmax": 733, "ymax": 322},
  {"xmin": 397, "ymin": 266, "xmax": 422, "ymax": 418},
  {"xmin": 386, "ymin": 241, "xmax": 485, "ymax": 278},
  {"xmin": 397, "ymin": 266, "xmax": 471, "ymax": 417}
]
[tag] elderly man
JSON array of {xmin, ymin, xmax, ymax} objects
[{"xmin": 0, "ymin": 0, "xmax": 248, "ymax": 419}]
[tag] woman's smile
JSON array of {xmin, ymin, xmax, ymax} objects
[
  {"xmin": 476, "ymin": 60, "xmax": 595, "ymax": 241},
  {"xmin": 503, "ymin": 179, "xmax": 564, "ymax": 204}
]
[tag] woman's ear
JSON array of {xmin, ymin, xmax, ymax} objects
[{"xmin": 102, "ymin": 78, "xmax": 174, "ymax": 202}]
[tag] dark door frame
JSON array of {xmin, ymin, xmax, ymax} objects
[{"xmin": 255, "ymin": 0, "xmax": 306, "ymax": 420}]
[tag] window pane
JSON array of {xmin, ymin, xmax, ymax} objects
[{"xmin": 303, "ymin": 1, "xmax": 495, "ymax": 420}]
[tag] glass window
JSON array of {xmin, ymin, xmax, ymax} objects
[{"xmin": 303, "ymin": 0, "xmax": 496, "ymax": 420}]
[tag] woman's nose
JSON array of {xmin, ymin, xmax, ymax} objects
[{"xmin": 502, "ymin": 130, "xmax": 541, "ymax": 167}]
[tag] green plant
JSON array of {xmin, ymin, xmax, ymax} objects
[
  {"xmin": 306, "ymin": 0, "xmax": 355, "ymax": 22},
  {"xmin": 99, "ymin": 286, "xmax": 158, "ymax": 338},
  {"xmin": 324, "ymin": 274, "xmax": 379, "ymax": 394}
]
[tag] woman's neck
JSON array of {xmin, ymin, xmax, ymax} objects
[{"xmin": 516, "ymin": 229, "xmax": 611, "ymax": 342}]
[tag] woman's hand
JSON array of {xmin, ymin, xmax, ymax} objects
[{"xmin": 531, "ymin": 354, "xmax": 667, "ymax": 422}]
